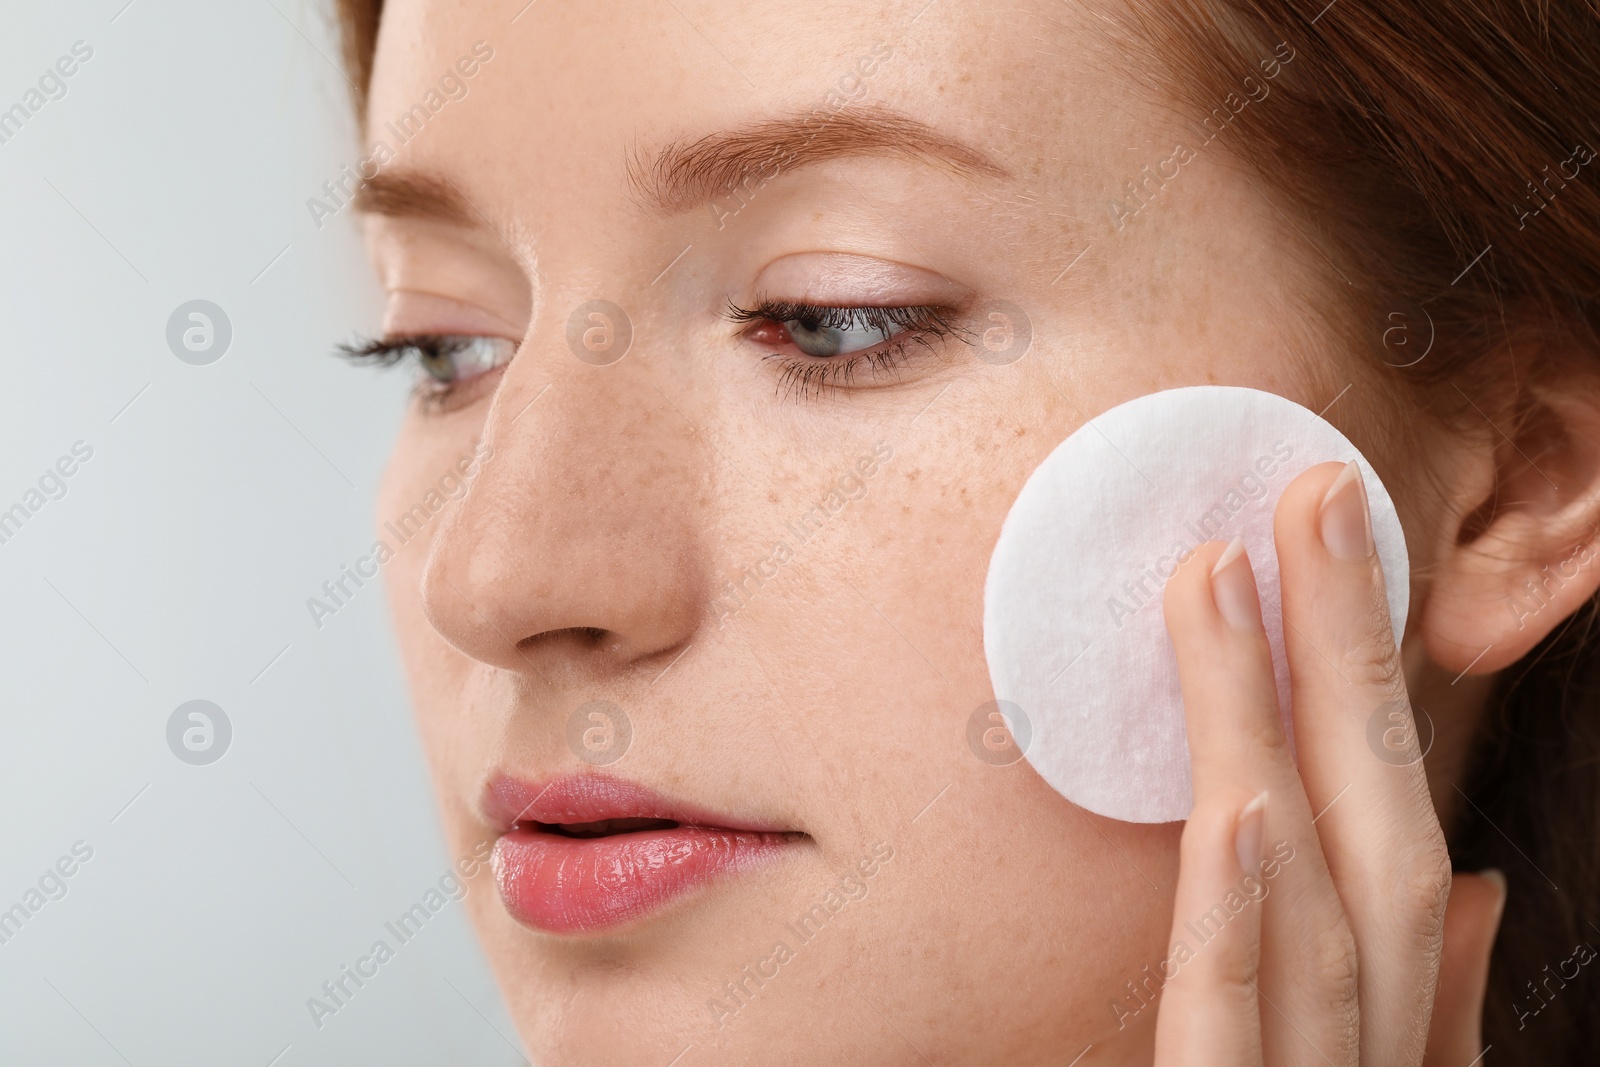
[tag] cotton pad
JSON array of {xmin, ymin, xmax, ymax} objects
[{"xmin": 982, "ymin": 385, "xmax": 1408, "ymax": 824}]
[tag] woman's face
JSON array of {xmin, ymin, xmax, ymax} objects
[{"xmin": 362, "ymin": 1, "xmax": 1435, "ymax": 1062}]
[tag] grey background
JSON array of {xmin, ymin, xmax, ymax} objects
[{"xmin": 0, "ymin": 1, "xmax": 526, "ymax": 1063}]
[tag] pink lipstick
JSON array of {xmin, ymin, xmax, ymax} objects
[{"xmin": 483, "ymin": 772, "xmax": 799, "ymax": 935}]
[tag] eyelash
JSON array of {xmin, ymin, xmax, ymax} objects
[
  {"xmin": 724, "ymin": 298, "xmax": 967, "ymax": 400},
  {"xmin": 338, "ymin": 334, "xmax": 515, "ymax": 413}
]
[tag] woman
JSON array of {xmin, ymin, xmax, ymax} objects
[{"xmin": 332, "ymin": 0, "xmax": 1600, "ymax": 1062}]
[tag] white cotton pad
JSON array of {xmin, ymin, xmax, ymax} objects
[{"xmin": 982, "ymin": 385, "xmax": 1408, "ymax": 823}]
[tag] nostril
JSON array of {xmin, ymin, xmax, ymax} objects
[
  {"xmin": 515, "ymin": 626, "xmax": 610, "ymax": 653},
  {"xmin": 547, "ymin": 626, "xmax": 607, "ymax": 645}
]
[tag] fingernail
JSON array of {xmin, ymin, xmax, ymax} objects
[
  {"xmin": 1210, "ymin": 538, "xmax": 1264, "ymax": 632},
  {"xmin": 1235, "ymin": 791, "xmax": 1268, "ymax": 874},
  {"xmin": 1319, "ymin": 461, "xmax": 1375, "ymax": 561}
]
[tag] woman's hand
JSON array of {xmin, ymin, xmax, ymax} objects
[{"xmin": 1154, "ymin": 461, "xmax": 1507, "ymax": 1065}]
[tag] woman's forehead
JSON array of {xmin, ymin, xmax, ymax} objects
[{"xmin": 364, "ymin": 0, "xmax": 1148, "ymax": 188}]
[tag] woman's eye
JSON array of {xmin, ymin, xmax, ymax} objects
[
  {"xmin": 723, "ymin": 299, "xmax": 965, "ymax": 400},
  {"xmin": 338, "ymin": 333, "xmax": 517, "ymax": 410},
  {"xmin": 783, "ymin": 314, "xmax": 907, "ymax": 357},
  {"xmin": 411, "ymin": 335, "xmax": 515, "ymax": 384}
]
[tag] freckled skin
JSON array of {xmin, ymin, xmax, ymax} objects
[{"xmin": 362, "ymin": 1, "xmax": 1470, "ymax": 1064}]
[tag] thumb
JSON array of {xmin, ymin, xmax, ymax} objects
[{"xmin": 1423, "ymin": 869, "xmax": 1507, "ymax": 1066}]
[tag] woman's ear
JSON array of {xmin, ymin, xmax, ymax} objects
[{"xmin": 1422, "ymin": 348, "xmax": 1600, "ymax": 677}]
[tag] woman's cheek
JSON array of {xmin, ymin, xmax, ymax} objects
[
  {"xmin": 856, "ymin": 781, "xmax": 1179, "ymax": 1058},
  {"xmin": 820, "ymin": 393, "xmax": 1181, "ymax": 1052},
  {"xmin": 375, "ymin": 427, "xmax": 485, "ymax": 765},
  {"xmin": 377, "ymin": 445, "xmax": 437, "ymax": 646}
]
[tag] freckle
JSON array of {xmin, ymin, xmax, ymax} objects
[
  {"xmin": 767, "ymin": 491, "xmax": 779, "ymax": 504},
  {"xmin": 906, "ymin": 469, "xmax": 920, "ymax": 481},
  {"xmin": 1015, "ymin": 427, "xmax": 1027, "ymax": 437},
  {"xmin": 812, "ymin": 212, "xmax": 823, "ymax": 222}
]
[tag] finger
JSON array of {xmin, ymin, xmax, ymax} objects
[
  {"xmin": 1422, "ymin": 870, "xmax": 1507, "ymax": 1066},
  {"xmin": 1275, "ymin": 461, "xmax": 1454, "ymax": 1065},
  {"xmin": 1164, "ymin": 539, "xmax": 1360, "ymax": 1065},
  {"xmin": 1154, "ymin": 789, "xmax": 1268, "ymax": 1067},
  {"xmin": 1165, "ymin": 539, "xmax": 1289, "ymax": 801}
]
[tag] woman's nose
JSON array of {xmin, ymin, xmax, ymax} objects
[{"xmin": 418, "ymin": 342, "xmax": 708, "ymax": 683}]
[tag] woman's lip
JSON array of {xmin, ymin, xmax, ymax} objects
[
  {"xmin": 493, "ymin": 826, "xmax": 795, "ymax": 935},
  {"xmin": 481, "ymin": 772, "xmax": 803, "ymax": 935},
  {"xmin": 480, "ymin": 771, "xmax": 791, "ymax": 834}
]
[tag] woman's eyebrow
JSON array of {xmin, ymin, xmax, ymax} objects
[
  {"xmin": 352, "ymin": 170, "xmax": 473, "ymax": 224},
  {"xmin": 627, "ymin": 104, "xmax": 1011, "ymax": 215},
  {"xmin": 349, "ymin": 106, "xmax": 1009, "ymax": 225}
]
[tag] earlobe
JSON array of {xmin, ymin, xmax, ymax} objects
[{"xmin": 1421, "ymin": 380, "xmax": 1600, "ymax": 676}]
